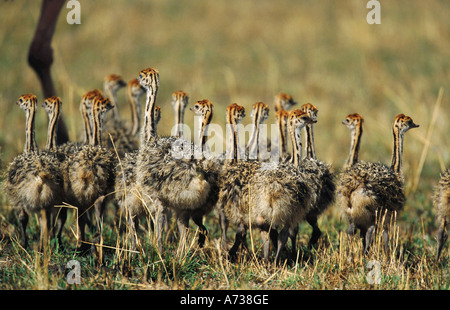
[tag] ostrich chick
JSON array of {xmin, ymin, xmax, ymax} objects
[
  {"xmin": 5, "ymin": 94, "xmax": 64, "ymax": 249},
  {"xmin": 337, "ymin": 113, "xmax": 419, "ymax": 253}
]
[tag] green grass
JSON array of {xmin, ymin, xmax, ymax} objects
[
  {"xmin": 0, "ymin": 0, "xmax": 448, "ymax": 290},
  {"xmin": 0, "ymin": 204, "xmax": 447, "ymax": 290}
]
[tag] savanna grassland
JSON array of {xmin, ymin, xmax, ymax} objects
[{"xmin": 0, "ymin": 0, "xmax": 448, "ymax": 291}]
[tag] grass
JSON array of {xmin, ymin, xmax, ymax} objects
[
  {"xmin": 0, "ymin": 0, "xmax": 448, "ymax": 291},
  {"xmin": 0, "ymin": 202, "xmax": 447, "ymax": 290}
]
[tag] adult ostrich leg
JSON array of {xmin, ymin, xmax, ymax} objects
[{"xmin": 28, "ymin": 0, "xmax": 69, "ymax": 144}]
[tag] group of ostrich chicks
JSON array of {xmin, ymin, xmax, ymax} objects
[{"xmin": 3, "ymin": 66, "xmax": 449, "ymax": 264}]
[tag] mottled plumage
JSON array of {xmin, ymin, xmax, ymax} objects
[
  {"xmin": 247, "ymin": 102, "xmax": 270, "ymax": 160},
  {"xmin": 40, "ymin": 96, "xmax": 70, "ymax": 245},
  {"xmin": 249, "ymin": 159, "xmax": 312, "ymax": 262},
  {"xmin": 274, "ymin": 92, "xmax": 297, "ymax": 113},
  {"xmin": 115, "ymin": 105, "xmax": 161, "ymax": 219},
  {"xmin": 65, "ymin": 95, "xmax": 116, "ymax": 248},
  {"xmin": 219, "ymin": 160, "xmax": 262, "ymax": 227},
  {"xmin": 102, "ymin": 74, "xmax": 139, "ymax": 158},
  {"xmin": 337, "ymin": 113, "xmax": 418, "ymax": 253},
  {"xmin": 66, "ymin": 145, "xmax": 116, "ymax": 207},
  {"xmin": 299, "ymin": 103, "xmax": 336, "ymax": 247},
  {"xmin": 337, "ymin": 161, "xmax": 406, "ymax": 229},
  {"xmin": 137, "ymin": 99, "xmax": 217, "ymax": 246},
  {"xmin": 6, "ymin": 152, "xmax": 64, "ymax": 214},
  {"xmin": 119, "ymin": 83, "xmax": 190, "ymax": 252},
  {"xmin": 134, "ymin": 67, "xmax": 217, "ymax": 250},
  {"xmin": 4, "ymin": 94, "xmax": 64, "ymax": 248},
  {"xmin": 275, "ymin": 109, "xmax": 290, "ymax": 161},
  {"xmin": 220, "ymin": 105, "xmax": 315, "ymax": 263}
]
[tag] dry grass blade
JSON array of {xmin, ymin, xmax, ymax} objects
[{"xmin": 412, "ymin": 87, "xmax": 444, "ymax": 192}]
